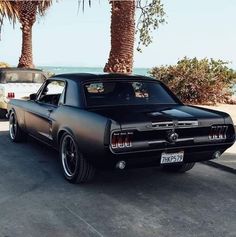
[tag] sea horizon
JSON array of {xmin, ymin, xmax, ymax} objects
[{"xmin": 38, "ymin": 66, "xmax": 150, "ymax": 76}]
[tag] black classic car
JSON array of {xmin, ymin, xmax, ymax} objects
[{"xmin": 7, "ymin": 73, "xmax": 235, "ymax": 183}]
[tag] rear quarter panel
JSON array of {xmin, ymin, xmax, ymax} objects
[{"xmin": 51, "ymin": 105, "xmax": 115, "ymax": 157}]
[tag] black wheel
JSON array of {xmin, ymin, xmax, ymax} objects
[
  {"xmin": 0, "ymin": 109, "xmax": 6, "ymax": 119},
  {"xmin": 161, "ymin": 162, "xmax": 195, "ymax": 173},
  {"xmin": 60, "ymin": 133, "xmax": 95, "ymax": 184},
  {"xmin": 9, "ymin": 111, "xmax": 26, "ymax": 142}
]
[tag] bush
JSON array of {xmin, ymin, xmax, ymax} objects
[
  {"xmin": 43, "ymin": 70, "xmax": 55, "ymax": 78},
  {"xmin": 149, "ymin": 57, "xmax": 236, "ymax": 105},
  {"xmin": 0, "ymin": 62, "xmax": 10, "ymax": 68}
]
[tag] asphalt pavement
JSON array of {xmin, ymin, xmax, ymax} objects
[{"xmin": 0, "ymin": 120, "xmax": 236, "ymax": 237}]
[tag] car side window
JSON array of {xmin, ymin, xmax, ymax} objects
[{"xmin": 37, "ymin": 80, "xmax": 66, "ymax": 106}]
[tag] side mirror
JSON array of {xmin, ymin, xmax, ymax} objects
[{"xmin": 29, "ymin": 93, "xmax": 37, "ymax": 101}]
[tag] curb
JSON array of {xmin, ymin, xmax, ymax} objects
[{"xmin": 203, "ymin": 161, "xmax": 236, "ymax": 175}]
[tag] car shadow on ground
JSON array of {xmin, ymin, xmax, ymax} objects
[
  {"xmin": 0, "ymin": 130, "xmax": 186, "ymax": 187},
  {"xmin": 0, "ymin": 134, "xmax": 235, "ymax": 237},
  {"xmin": 0, "ymin": 130, "xmax": 230, "ymax": 182},
  {"xmin": 1, "ymin": 124, "xmax": 235, "ymax": 237},
  {"xmin": 0, "ymin": 128, "xmax": 235, "ymax": 192}
]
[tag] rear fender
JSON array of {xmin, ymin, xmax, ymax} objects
[
  {"xmin": 7, "ymin": 102, "xmax": 26, "ymax": 131},
  {"xmin": 56, "ymin": 127, "xmax": 76, "ymax": 149}
]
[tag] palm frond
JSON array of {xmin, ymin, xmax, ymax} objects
[
  {"xmin": 37, "ymin": 0, "xmax": 53, "ymax": 16},
  {"xmin": 0, "ymin": 1, "xmax": 18, "ymax": 39},
  {"xmin": 78, "ymin": 0, "xmax": 92, "ymax": 12},
  {"xmin": 0, "ymin": 1, "xmax": 18, "ymax": 22}
]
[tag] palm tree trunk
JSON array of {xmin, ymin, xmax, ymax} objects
[
  {"xmin": 17, "ymin": 2, "xmax": 37, "ymax": 69},
  {"xmin": 104, "ymin": 0, "xmax": 135, "ymax": 74},
  {"xmin": 18, "ymin": 23, "xmax": 34, "ymax": 68}
]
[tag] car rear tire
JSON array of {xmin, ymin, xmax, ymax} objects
[
  {"xmin": 9, "ymin": 111, "xmax": 26, "ymax": 143},
  {"xmin": 161, "ymin": 162, "xmax": 195, "ymax": 173},
  {"xmin": 0, "ymin": 109, "xmax": 6, "ymax": 119},
  {"xmin": 60, "ymin": 133, "xmax": 95, "ymax": 184}
]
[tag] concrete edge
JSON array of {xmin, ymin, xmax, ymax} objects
[{"xmin": 203, "ymin": 161, "xmax": 236, "ymax": 175}]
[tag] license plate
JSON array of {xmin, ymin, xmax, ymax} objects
[{"xmin": 161, "ymin": 151, "xmax": 184, "ymax": 164}]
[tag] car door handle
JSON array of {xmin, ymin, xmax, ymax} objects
[{"xmin": 47, "ymin": 109, "xmax": 53, "ymax": 113}]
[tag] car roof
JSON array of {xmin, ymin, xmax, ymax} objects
[
  {"xmin": 0, "ymin": 67, "xmax": 44, "ymax": 73},
  {"xmin": 54, "ymin": 73, "xmax": 157, "ymax": 83}
]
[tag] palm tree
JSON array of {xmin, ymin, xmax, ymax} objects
[
  {"xmin": 0, "ymin": 1, "xmax": 18, "ymax": 38},
  {"xmin": 104, "ymin": 0, "xmax": 166, "ymax": 74},
  {"xmin": 15, "ymin": 0, "xmax": 52, "ymax": 68},
  {"xmin": 0, "ymin": 0, "xmax": 52, "ymax": 68},
  {"xmin": 0, "ymin": 1, "xmax": 52, "ymax": 68},
  {"xmin": 104, "ymin": 0, "xmax": 135, "ymax": 74}
]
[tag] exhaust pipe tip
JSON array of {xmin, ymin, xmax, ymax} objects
[
  {"xmin": 213, "ymin": 151, "xmax": 221, "ymax": 159},
  {"xmin": 116, "ymin": 161, "xmax": 126, "ymax": 170}
]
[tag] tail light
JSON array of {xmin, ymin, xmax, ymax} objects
[
  {"xmin": 7, "ymin": 92, "xmax": 15, "ymax": 99},
  {"xmin": 209, "ymin": 125, "xmax": 228, "ymax": 140},
  {"xmin": 111, "ymin": 131, "xmax": 133, "ymax": 149}
]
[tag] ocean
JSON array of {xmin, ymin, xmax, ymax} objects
[{"xmin": 39, "ymin": 66, "xmax": 149, "ymax": 76}]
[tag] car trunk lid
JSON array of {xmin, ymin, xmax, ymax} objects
[
  {"xmin": 89, "ymin": 104, "xmax": 225, "ymax": 128},
  {"xmin": 89, "ymin": 104, "xmax": 229, "ymax": 153}
]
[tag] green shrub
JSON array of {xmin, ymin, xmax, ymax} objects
[{"xmin": 149, "ymin": 57, "xmax": 236, "ymax": 105}]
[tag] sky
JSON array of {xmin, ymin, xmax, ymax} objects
[{"xmin": 0, "ymin": 0, "xmax": 235, "ymax": 69}]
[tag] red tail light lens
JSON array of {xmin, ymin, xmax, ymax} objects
[
  {"xmin": 7, "ymin": 92, "xmax": 15, "ymax": 99},
  {"xmin": 111, "ymin": 131, "xmax": 133, "ymax": 149}
]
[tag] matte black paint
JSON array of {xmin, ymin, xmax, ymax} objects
[{"xmin": 7, "ymin": 73, "xmax": 235, "ymax": 169}]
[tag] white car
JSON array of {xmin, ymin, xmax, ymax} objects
[{"xmin": 0, "ymin": 68, "xmax": 47, "ymax": 118}]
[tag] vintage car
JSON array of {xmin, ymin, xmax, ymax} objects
[
  {"xmin": 0, "ymin": 68, "xmax": 47, "ymax": 118},
  {"xmin": 7, "ymin": 73, "xmax": 235, "ymax": 183}
]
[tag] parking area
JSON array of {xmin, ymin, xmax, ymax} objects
[{"xmin": 0, "ymin": 120, "xmax": 236, "ymax": 237}]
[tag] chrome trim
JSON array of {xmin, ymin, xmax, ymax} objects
[
  {"xmin": 148, "ymin": 137, "xmax": 194, "ymax": 145},
  {"xmin": 177, "ymin": 138, "xmax": 194, "ymax": 142},
  {"xmin": 150, "ymin": 120, "xmax": 199, "ymax": 129},
  {"xmin": 148, "ymin": 140, "xmax": 166, "ymax": 145},
  {"xmin": 209, "ymin": 125, "xmax": 228, "ymax": 140},
  {"xmin": 110, "ymin": 142, "xmax": 233, "ymax": 155},
  {"xmin": 178, "ymin": 121, "xmax": 199, "ymax": 127}
]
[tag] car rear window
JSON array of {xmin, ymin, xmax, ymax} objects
[
  {"xmin": 84, "ymin": 81, "xmax": 178, "ymax": 107},
  {"xmin": 0, "ymin": 71, "xmax": 45, "ymax": 83}
]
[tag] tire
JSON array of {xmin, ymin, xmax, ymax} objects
[
  {"xmin": 0, "ymin": 109, "xmax": 7, "ymax": 119},
  {"xmin": 161, "ymin": 162, "xmax": 195, "ymax": 173},
  {"xmin": 9, "ymin": 111, "xmax": 26, "ymax": 143},
  {"xmin": 60, "ymin": 133, "xmax": 95, "ymax": 184}
]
